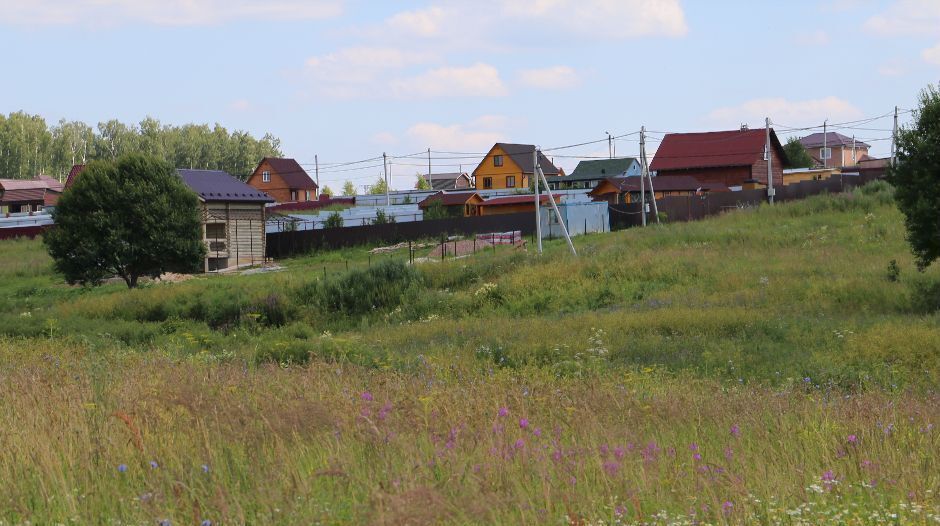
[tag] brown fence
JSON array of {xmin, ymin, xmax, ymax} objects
[
  {"xmin": 0, "ymin": 225, "xmax": 50, "ymax": 240},
  {"xmin": 266, "ymin": 212, "xmax": 536, "ymax": 259},
  {"xmin": 610, "ymin": 172, "xmax": 882, "ymax": 230}
]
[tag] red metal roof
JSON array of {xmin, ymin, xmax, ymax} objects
[
  {"xmin": 598, "ymin": 176, "xmax": 729, "ymax": 193},
  {"xmin": 260, "ymin": 158, "xmax": 318, "ymax": 190},
  {"xmin": 65, "ymin": 164, "xmax": 85, "ymax": 189},
  {"xmin": 418, "ymin": 191, "xmax": 482, "ymax": 208},
  {"xmin": 650, "ymin": 129, "xmax": 786, "ymax": 172},
  {"xmin": 1, "ymin": 188, "xmax": 46, "ymax": 203},
  {"xmin": 480, "ymin": 194, "xmax": 560, "ymax": 206}
]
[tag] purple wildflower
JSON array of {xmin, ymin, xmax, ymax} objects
[
  {"xmin": 821, "ymin": 470, "xmax": 836, "ymax": 483},
  {"xmin": 847, "ymin": 434, "xmax": 858, "ymax": 444},
  {"xmin": 498, "ymin": 407, "xmax": 509, "ymax": 417},
  {"xmin": 689, "ymin": 443, "xmax": 699, "ymax": 452},
  {"xmin": 724, "ymin": 447, "xmax": 733, "ymax": 461},
  {"xmin": 519, "ymin": 418, "xmax": 529, "ymax": 429},
  {"xmin": 360, "ymin": 391, "xmax": 373, "ymax": 402},
  {"xmin": 722, "ymin": 501, "xmax": 733, "ymax": 515},
  {"xmin": 378, "ymin": 402, "xmax": 393, "ymax": 420},
  {"xmin": 599, "ymin": 444, "xmax": 609, "ymax": 457},
  {"xmin": 730, "ymin": 424, "xmax": 741, "ymax": 437},
  {"xmin": 692, "ymin": 453, "xmax": 702, "ymax": 462},
  {"xmin": 117, "ymin": 464, "xmax": 127, "ymax": 473},
  {"xmin": 533, "ymin": 427, "xmax": 542, "ymax": 437},
  {"xmin": 149, "ymin": 460, "xmax": 159, "ymax": 469},
  {"xmin": 603, "ymin": 461, "xmax": 620, "ymax": 476},
  {"xmin": 614, "ymin": 446, "xmax": 625, "ymax": 460},
  {"xmin": 615, "ymin": 505, "xmax": 627, "ymax": 517},
  {"xmin": 803, "ymin": 377, "xmax": 811, "ymax": 383},
  {"xmin": 201, "ymin": 521, "xmax": 212, "ymax": 526},
  {"xmin": 514, "ymin": 438, "xmax": 525, "ymax": 450},
  {"xmin": 201, "ymin": 464, "xmax": 210, "ymax": 473}
]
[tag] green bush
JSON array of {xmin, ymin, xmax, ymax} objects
[{"xmin": 306, "ymin": 260, "xmax": 422, "ymax": 316}]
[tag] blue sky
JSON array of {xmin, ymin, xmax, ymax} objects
[{"xmin": 1, "ymin": 0, "xmax": 937, "ymax": 189}]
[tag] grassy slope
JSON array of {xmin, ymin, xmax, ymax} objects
[{"xmin": 0, "ymin": 183, "xmax": 938, "ymax": 524}]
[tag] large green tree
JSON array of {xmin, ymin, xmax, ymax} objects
[
  {"xmin": 44, "ymin": 154, "xmax": 205, "ymax": 288},
  {"xmin": 342, "ymin": 180, "xmax": 356, "ymax": 196},
  {"xmin": 890, "ymin": 84, "xmax": 940, "ymax": 270},
  {"xmin": 368, "ymin": 175, "xmax": 389, "ymax": 195},
  {"xmin": 783, "ymin": 137, "xmax": 815, "ymax": 169}
]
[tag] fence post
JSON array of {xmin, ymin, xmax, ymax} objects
[
  {"xmin": 453, "ymin": 239, "xmax": 457, "ymax": 259},
  {"xmin": 441, "ymin": 235, "xmax": 445, "ymax": 261}
]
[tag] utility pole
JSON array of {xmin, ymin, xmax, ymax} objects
[
  {"xmin": 606, "ymin": 132, "xmax": 613, "ymax": 159},
  {"xmin": 891, "ymin": 106, "xmax": 899, "ymax": 167},
  {"xmin": 639, "ymin": 126, "xmax": 659, "ymax": 225},
  {"xmin": 314, "ymin": 154, "xmax": 320, "ymax": 198},
  {"xmin": 536, "ymin": 148, "xmax": 577, "ymax": 256},
  {"xmin": 766, "ymin": 117, "xmax": 775, "ymax": 204},
  {"xmin": 823, "ymin": 120, "xmax": 828, "ymax": 169},
  {"xmin": 427, "ymin": 148, "xmax": 432, "ymax": 190},
  {"xmin": 382, "ymin": 152, "xmax": 390, "ymax": 207},
  {"xmin": 852, "ymin": 135, "xmax": 857, "ymax": 166},
  {"xmin": 533, "ymin": 148, "xmax": 543, "ymax": 254}
]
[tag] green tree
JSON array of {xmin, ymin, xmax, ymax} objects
[
  {"xmin": 423, "ymin": 200, "xmax": 450, "ymax": 220},
  {"xmin": 44, "ymin": 154, "xmax": 205, "ymax": 288},
  {"xmin": 324, "ymin": 211, "xmax": 344, "ymax": 228},
  {"xmin": 783, "ymin": 137, "xmax": 815, "ymax": 169},
  {"xmin": 889, "ymin": 84, "xmax": 940, "ymax": 270},
  {"xmin": 342, "ymin": 180, "xmax": 356, "ymax": 196},
  {"xmin": 372, "ymin": 208, "xmax": 396, "ymax": 225},
  {"xmin": 368, "ymin": 175, "xmax": 389, "ymax": 195},
  {"xmin": 321, "ymin": 184, "xmax": 334, "ymax": 197},
  {"xmin": 415, "ymin": 173, "xmax": 431, "ymax": 190}
]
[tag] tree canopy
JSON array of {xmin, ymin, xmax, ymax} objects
[
  {"xmin": 321, "ymin": 184, "xmax": 334, "ymax": 197},
  {"xmin": 44, "ymin": 154, "xmax": 205, "ymax": 288},
  {"xmin": 0, "ymin": 112, "xmax": 282, "ymax": 180},
  {"xmin": 890, "ymin": 85, "xmax": 940, "ymax": 270},
  {"xmin": 783, "ymin": 137, "xmax": 815, "ymax": 169},
  {"xmin": 368, "ymin": 175, "xmax": 389, "ymax": 195},
  {"xmin": 342, "ymin": 180, "xmax": 356, "ymax": 196},
  {"xmin": 415, "ymin": 173, "xmax": 431, "ymax": 190}
]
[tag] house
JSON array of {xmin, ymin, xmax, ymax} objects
[
  {"xmin": 472, "ymin": 143, "xmax": 561, "ymax": 190},
  {"xmin": 799, "ymin": 133, "xmax": 870, "ymax": 168},
  {"xmin": 418, "ymin": 191, "xmax": 484, "ymax": 217},
  {"xmin": 588, "ymin": 175, "xmax": 728, "ymax": 205},
  {"xmin": 476, "ymin": 194, "xmax": 562, "ymax": 216},
  {"xmin": 419, "ymin": 172, "xmax": 473, "ymax": 191},
  {"xmin": 650, "ymin": 129, "xmax": 788, "ymax": 188},
  {"xmin": 178, "ymin": 169, "xmax": 274, "ymax": 272},
  {"xmin": 854, "ymin": 157, "xmax": 890, "ymax": 179},
  {"xmin": 65, "ymin": 165, "xmax": 85, "ymax": 190},
  {"xmin": 781, "ymin": 167, "xmax": 841, "ymax": 186},
  {"xmin": 246, "ymin": 157, "xmax": 318, "ymax": 204},
  {"xmin": 546, "ymin": 158, "xmax": 641, "ymax": 190},
  {"xmin": 0, "ymin": 176, "xmax": 64, "ymax": 214}
]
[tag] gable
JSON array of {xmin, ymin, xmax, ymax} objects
[
  {"xmin": 472, "ymin": 145, "xmax": 525, "ymax": 177},
  {"xmin": 249, "ymin": 158, "xmax": 317, "ymax": 189},
  {"xmin": 651, "ymin": 130, "xmax": 787, "ymax": 172}
]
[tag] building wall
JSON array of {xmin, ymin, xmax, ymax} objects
[
  {"xmin": 473, "ymin": 145, "xmax": 530, "ymax": 190},
  {"xmin": 656, "ymin": 166, "xmax": 752, "ymax": 187},
  {"xmin": 750, "ymin": 148, "xmax": 785, "ymax": 186},
  {"xmin": 246, "ymin": 160, "xmax": 314, "ymax": 204},
  {"xmin": 201, "ymin": 202, "xmax": 267, "ymax": 271},
  {"xmin": 808, "ymin": 145, "xmax": 869, "ymax": 168},
  {"xmin": 479, "ymin": 203, "xmax": 537, "ymax": 216}
]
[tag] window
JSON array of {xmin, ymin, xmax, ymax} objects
[
  {"xmin": 506, "ymin": 175, "xmax": 516, "ymax": 188},
  {"xmin": 262, "ymin": 170, "xmax": 271, "ymax": 183},
  {"xmin": 305, "ymin": 190, "xmax": 311, "ymax": 201},
  {"xmin": 205, "ymin": 223, "xmax": 226, "ymax": 240},
  {"xmin": 820, "ymin": 147, "xmax": 832, "ymax": 160},
  {"xmin": 290, "ymin": 190, "xmax": 298, "ymax": 201},
  {"xmin": 493, "ymin": 155, "xmax": 503, "ymax": 167},
  {"xmin": 483, "ymin": 177, "xmax": 493, "ymax": 189}
]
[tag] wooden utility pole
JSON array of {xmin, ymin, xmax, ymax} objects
[
  {"xmin": 891, "ymin": 106, "xmax": 899, "ymax": 167},
  {"xmin": 382, "ymin": 152, "xmax": 390, "ymax": 207},
  {"xmin": 533, "ymin": 148, "xmax": 542, "ymax": 253},
  {"xmin": 427, "ymin": 148, "xmax": 432, "ymax": 189},
  {"xmin": 823, "ymin": 120, "xmax": 828, "ymax": 169},
  {"xmin": 314, "ymin": 154, "xmax": 320, "ymax": 198},
  {"xmin": 766, "ymin": 117, "xmax": 775, "ymax": 204}
]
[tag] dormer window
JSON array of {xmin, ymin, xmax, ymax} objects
[
  {"xmin": 493, "ymin": 155, "xmax": 503, "ymax": 167},
  {"xmin": 262, "ymin": 170, "xmax": 271, "ymax": 182}
]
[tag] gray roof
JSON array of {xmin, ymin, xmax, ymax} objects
[
  {"xmin": 427, "ymin": 172, "xmax": 472, "ymax": 191},
  {"xmin": 494, "ymin": 143, "xmax": 561, "ymax": 175},
  {"xmin": 178, "ymin": 169, "xmax": 274, "ymax": 203},
  {"xmin": 569, "ymin": 158, "xmax": 638, "ymax": 179},
  {"xmin": 800, "ymin": 132, "xmax": 871, "ymax": 149}
]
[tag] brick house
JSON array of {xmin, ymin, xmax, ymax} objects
[
  {"xmin": 799, "ymin": 132, "xmax": 870, "ymax": 168},
  {"xmin": 246, "ymin": 157, "xmax": 318, "ymax": 204},
  {"xmin": 650, "ymin": 129, "xmax": 788, "ymax": 188}
]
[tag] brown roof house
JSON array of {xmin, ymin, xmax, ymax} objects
[
  {"xmin": 472, "ymin": 143, "xmax": 560, "ymax": 190},
  {"xmin": 419, "ymin": 172, "xmax": 473, "ymax": 191},
  {"xmin": 0, "ymin": 176, "xmax": 64, "ymax": 214},
  {"xmin": 418, "ymin": 191, "xmax": 484, "ymax": 218},
  {"xmin": 589, "ymin": 176, "xmax": 729, "ymax": 205},
  {"xmin": 651, "ymin": 129, "xmax": 789, "ymax": 188},
  {"xmin": 799, "ymin": 132, "xmax": 870, "ymax": 168},
  {"xmin": 247, "ymin": 157, "xmax": 318, "ymax": 204}
]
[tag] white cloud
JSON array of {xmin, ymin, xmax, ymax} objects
[
  {"xmin": 304, "ymin": 46, "xmax": 438, "ymax": 98},
  {"xmin": 864, "ymin": 0, "xmax": 940, "ymax": 36},
  {"xmin": 924, "ymin": 43, "xmax": 940, "ymax": 65},
  {"xmin": 371, "ymin": 131, "xmax": 398, "ymax": 146},
  {"xmin": 877, "ymin": 59, "xmax": 908, "ymax": 76},
  {"xmin": 391, "ymin": 64, "xmax": 508, "ymax": 98},
  {"xmin": 386, "ymin": 6, "xmax": 446, "ymax": 37},
  {"xmin": 517, "ymin": 66, "xmax": 580, "ymax": 90},
  {"xmin": 230, "ymin": 99, "xmax": 252, "ymax": 111},
  {"xmin": 405, "ymin": 115, "xmax": 510, "ymax": 153},
  {"xmin": 707, "ymin": 97, "xmax": 863, "ymax": 129},
  {"xmin": 0, "ymin": 0, "xmax": 343, "ymax": 26},
  {"xmin": 500, "ymin": 0, "xmax": 687, "ymax": 38},
  {"xmin": 794, "ymin": 30, "xmax": 830, "ymax": 46}
]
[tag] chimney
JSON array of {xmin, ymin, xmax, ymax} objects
[{"xmin": 740, "ymin": 124, "xmax": 749, "ymax": 131}]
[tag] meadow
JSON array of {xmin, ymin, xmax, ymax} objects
[{"xmin": 0, "ymin": 181, "xmax": 938, "ymax": 524}]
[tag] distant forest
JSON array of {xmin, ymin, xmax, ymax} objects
[{"xmin": 0, "ymin": 112, "xmax": 283, "ymax": 181}]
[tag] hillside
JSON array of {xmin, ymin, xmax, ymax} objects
[{"xmin": 1, "ymin": 181, "xmax": 938, "ymax": 524}]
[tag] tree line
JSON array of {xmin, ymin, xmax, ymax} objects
[{"xmin": 0, "ymin": 112, "xmax": 283, "ymax": 181}]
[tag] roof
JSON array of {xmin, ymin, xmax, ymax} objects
[
  {"xmin": 800, "ymin": 132, "xmax": 871, "ymax": 149},
  {"xmin": 569, "ymin": 158, "xmax": 638, "ymax": 178},
  {"xmin": 65, "ymin": 165, "xmax": 85, "ymax": 189},
  {"xmin": 178, "ymin": 169, "xmax": 275, "ymax": 203},
  {"xmin": 479, "ymin": 194, "xmax": 561, "ymax": 206},
  {"xmin": 0, "ymin": 177, "xmax": 62, "ymax": 192},
  {"xmin": 425, "ymin": 173, "xmax": 472, "ymax": 191},
  {"xmin": 593, "ymin": 176, "xmax": 729, "ymax": 194},
  {"xmin": 418, "ymin": 191, "xmax": 482, "ymax": 208},
  {"xmin": 259, "ymin": 158, "xmax": 318, "ymax": 189},
  {"xmin": 0, "ymin": 188, "xmax": 46, "ymax": 203},
  {"xmin": 475, "ymin": 143, "xmax": 560, "ymax": 176},
  {"xmin": 650, "ymin": 129, "xmax": 788, "ymax": 172},
  {"xmin": 0, "ymin": 176, "xmax": 64, "ymax": 204}
]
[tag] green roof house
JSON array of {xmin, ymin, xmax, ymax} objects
[{"xmin": 546, "ymin": 158, "xmax": 641, "ymax": 190}]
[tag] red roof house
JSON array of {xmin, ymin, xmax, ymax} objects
[
  {"xmin": 650, "ymin": 129, "xmax": 788, "ymax": 188},
  {"xmin": 418, "ymin": 191, "xmax": 484, "ymax": 217},
  {"xmin": 246, "ymin": 157, "xmax": 318, "ymax": 204},
  {"xmin": 476, "ymin": 194, "xmax": 562, "ymax": 216}
]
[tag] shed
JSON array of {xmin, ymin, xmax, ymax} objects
[{"xmin": 418, "ymin": 191, "xmax": 484, "ymax": 217}]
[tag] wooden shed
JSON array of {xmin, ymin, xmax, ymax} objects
[{"xmin": 178, "ymin": 169, "xmax": 274, "ymax": 272}]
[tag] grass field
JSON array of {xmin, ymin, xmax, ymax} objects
[{"xmin": 0, "ymin": 181, "xmax": 938, "ymax": 524}]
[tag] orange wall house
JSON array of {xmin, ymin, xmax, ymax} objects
[
  {"xmin": 246, "ymin": 158, "xmax": 318, "ymax": 204},
  {"xmin": 476, "ymin": 194, "xmax": 560, "ymax": 216},
  {"xmin": 472, "ymin": 143, "xmax": 561, "ymax": 190}
]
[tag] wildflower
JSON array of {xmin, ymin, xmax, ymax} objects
[
  {"xmin": 614, "ymin": 446, "xmax": 625, "ymax": 460},
  {"xmin": 730, "ymin": 424, "xmax": 741, "ymax": 437},
  {"xmin": 599, "ymin": 444, "xmax": 609, "ymax": 457},
  {"xmin": 361, "ymin": 391, "xmax": 374, "ymax": 402},
  {"xmin": 533, "ymin": 427, "xmax": 542, "ymax": 438},
  {"xmin": 201, "ymin": 464, "xmax": 210, "ymax": 473},
  {"xmin": 722, "ymin": 501, "xmax": 734, "ymax": 515},
  {"xmin": 514, "ymin": 438, "xmax": 525, "ymax": 450},
  {"xmin": 803, "ymin": 377, "xmax": 812, "ymax": 384},
  {"xmin": 693, "ymin": 453, "xmax": 702, "ymax": 462},
  {"xmin": 821, "ymin": 470, "xmax": 836, "ymax": 483},
  {"xmin": 149, "ymin": 461, "xmax": 159, "ymax": 469},
  {"xmin": 847, "ymin": 434, "xmax": 858, "ymax": 444},
  {"xmin": 689, "ymin": 443, "xmax": 699, "ymax": 452},
  {"xmin": 519, "ymin": 418, "xmax": 529, "ymax": 429},
  {"xmin": 497, "ymin": 407, "xmax": 509, "ymax": 418},
  {"xmin": 117, "ymin": 464, "xmax": 128, "ymax": 473},
  {"xmin": 603, "ymin": 461, "xmax": 620, "ymax": 476},
  {"xmin": 552, "ymin": 450, "xmax": 562, "ymax": 462},
  {"xmin": 724, "ymin": 447, "xmax": 733, "ymax": 461},
  {"xmin": 201, "ymin": 521, "xmax": 212, "ymax": 526},
  {"xmin": 159, "ymin": 520, "xmax": 171, "ymax": 526},
  {"xmin": 615, "ymin": 505, "xmax": 627, "ymax": 517}
]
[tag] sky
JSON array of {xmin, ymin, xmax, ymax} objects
[{"xmin": 1, "ymin": 0, "xmax": 938, "ymax": 190}]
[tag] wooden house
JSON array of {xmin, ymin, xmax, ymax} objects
[
  {"xmin": 0, "ymin": 176, "xmax": 63, "ymax": 214},
  {"xmin": 418, "ymin": 191, "xmax": 484, "ymax": 217},
  {"xmin": 472, "ymin": 143, "xmax": 560, "ymax": 190},
  {"xmin": 588, "ymin": 176, "xmax": 728, "ymax": 205},
  {"xmin": 178, "ymin": 169, "xmax": 274, "ymax": 272},
  {"xmin": 650, "ymin": 129, "xmax": 788, "ymax": 188},
  {"xmin": 476, "ymin": 194, "xmax": 562, "ymax": 216},
  {"xmin": 247, "ymin": 157, "xmax": 318, "ymax": 204}
]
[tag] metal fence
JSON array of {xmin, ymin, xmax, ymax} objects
[
  {"xmin": 266, "ymin": 212, "xmax": 536, "ymax": 259},
  {"xmin": 610, "ymin": 173, "xmax": 882, "ymax": 230}
]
